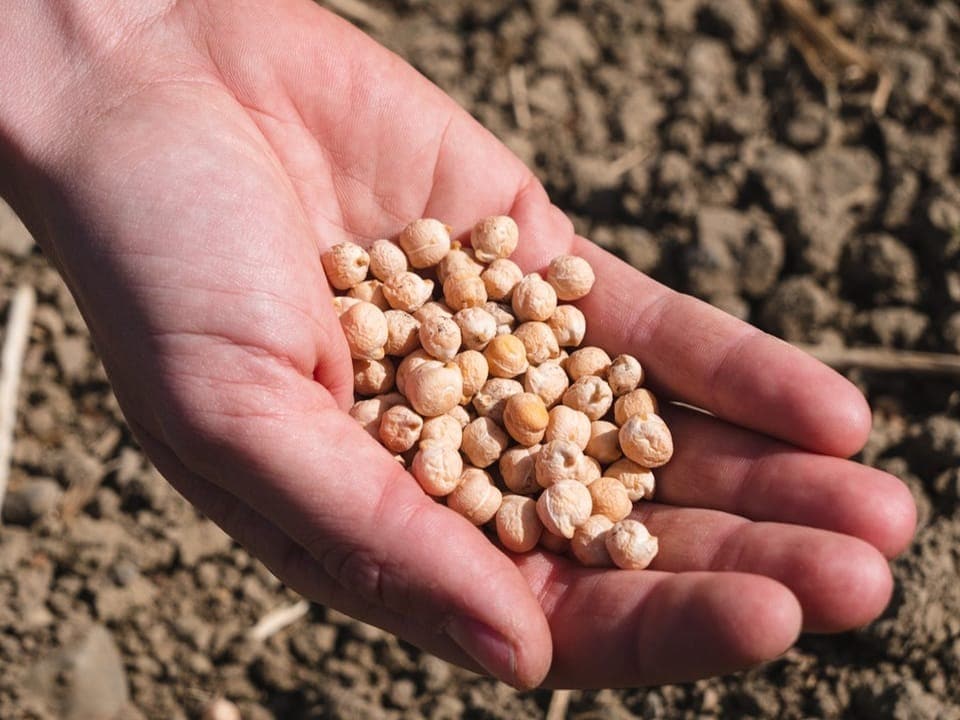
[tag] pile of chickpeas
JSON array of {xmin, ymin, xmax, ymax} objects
[{"xmin": 324, "ymin": 217, "xmax": 673, "ymax": 570}]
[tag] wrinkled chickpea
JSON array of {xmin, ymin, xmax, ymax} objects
[
  {"xmin": 605, "ymin": 458, "xmax": 656, "ymax": 501},
  {"xmin": 546, "ymin": 254, "xmax": 596, "ymax": 301},
  {"xmin": 539, "ymin": 529, "xmax": 570, "ymax": 554},
  {"xmin": 606, "ymin": 519, "xmax": 658, "ymax": 570},
  {"xmin": 547, "ymin": 305, "xmax": 586, "ymax": 348},
  {"xmin": 536, "ymin": 480, "xmax": 593, "ymax": 539},
  {"xmin": 472, "ymin": 377, "xmax": 523, "ymax": 424},
  {"xmin": 454, "ymin": 307, "xmax": 497, "ymax": 351},
  {"xmin": 562, "ymin": 375, "xmax": 614, "ymax": 420},
  {"xmin": 579, "ymin": 455, "xmax": 602, "ymax": 486},
  {"xmin": 383, "ymin": 271, "xmax": 434, "ymax": 313},
  {"xmin": 443, "ymin": 274, "xmax": 488, "ymax": 311},
  {"xmin": 354, "ymin": 357, "xmax": 396, "ymax": 396},
  {"xmin": 405, "ymin": 362, "xmax": 463, "ymax": 417},
  {"xmin": 348, "ymin": 279, "xmax": 389, "ymax": 310},
  {"xmin": 461, "ymin": 417, "xmax": 510, "ymax": 468},
  {"xmin": 446, "ymin": 404, "xmax": 472, "ymax": 428},
  {"xmin": 513, "ymin": 321, "xmax": 560, "ymax": 365},
  {"xmin": 419, "ymin": 314, "xmax": 462, "ymax": 362},
  {"xmin": 322, "ymin": 241, "xmax": 370, "ymax": 290},
  {"xmin": 495, "ymin": 495, "xmax": 543, "ymax": 552},
  {"xmin": 332, "ymin": 295, "xmax": 362, "ymax": 317},
  {"xmin": 412, "ymin": 443, "xmax": 463, "ymax": 497},
  {"xmin": 535, "ymin": 439, "xmax": 586, "ymax": 488},
  {"xmin": 350, "ymin": 392, "xmax": 404, "ymax": 439},
  {"xmin": 447, "ymin": 468, "xmax": 502, "ymax": 525},
  {"xmin": 502, "ymin": 392, "xmax": 550, "ymax": 446},
  {"xmin": 378, "ymin": 405, "xmax": 423, "ymax": 453},
  {"xmin": 399, "ymin": 218, "xmax": 451, "ymax": 268},
  {"xmin": 452, "ymin": 350, "xmax": 489, "ymax": 403},
  {"xmin": 471, "ymin": 215, "xmax": 519, "ymax": 263},
  {"xmin": 414, "ymin": 301, "xmax": 454, "ymax": 324},
  {"xmin": 384, "ymin": 310, "xmax": 421, "ymax": 357},
  {"xmin": 484, "ymin": 334, "xmax": 529, "ymax": 378},
  {"xmin": 499, "ymin": 444, "xmax": 542, "ymax": 495},
  {"xmin": 523, "ymin": 361, "xmax": 569, "ymax": 408},
  {"xmin": 566, "ymin": 346, "xmax": 612, "ymax": 381},
  {"xmin": 588, "ymin": 477, "xmax": 633, "ymax": 522},
  {"xmin": 585, "ymin": 420, "xmax": 622, "ymax": 464},
  {"xmin": 619, "ymin": 413, "xmax": 674, "ymax": 468},
  {"xmin": 420, "ymin": 414, "xmax": 463, "ymax": 449},
  {"xmin": 340, "ymin": 301, "xmax": 388, "ymax": 360},
  {"xmin": 614, "ymin": 388, "xmax": 660, "ymax": 425},
  {"xmin": 483, "ymin": 301, "xmax": 516, "ymax": 335},
  {"xmin": 368, "ymin": 239, "xmax": 408, "ymax": 282},
  {"xmin": 570, "ymin": 515, "xmax": 614, "ymax": 567},
  {"xmin": 512, "ymin": 274, "xmax": 558, "ymax": 323},
  {"xmin": 607, "ymin": 354, "xmax": 644, "ymax": 396},
  {"xmin": 544, "ymin": 405, "xmax": 591, "ymax": 450},
  {"xmin": 481, "ymin": 258, "xmax": 523, "ymax": 301},
  {"xmin": 437, "ymin": 247, "xmax": 483, "ymax": 284}
]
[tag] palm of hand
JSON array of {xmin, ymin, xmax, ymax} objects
[{"xmin": 41, "ymin": 0, "xmax": 914, "ymax": 688}]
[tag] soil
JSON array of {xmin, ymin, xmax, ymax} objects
[{"xmin": 2, "ymin": 0, "xmax": 959, "ymax": 718}]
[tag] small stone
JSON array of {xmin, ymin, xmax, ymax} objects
[
  {"xmin": 53, "ymin": 335, "xmax": 90, "ymax": 383},
  {"xmin": 2, "ymin": 478, "xmax": 62, "ymax": 525}
]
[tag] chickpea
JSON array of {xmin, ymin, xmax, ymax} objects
[
  {"xmin": 405, "ymin": 362, "xmax": 464, "ymax": 417},
  {"xmin": 502, "ymin": 392, "xmax": 550, "ymax": 446},
  {"xmin": 588, "ymin": 477, "xmax": 632, "ymax": 522},
  {"xmin": 384, "ymin": 310, "xmax": 421, "ymax": 356},
  {"xmin": 321, "ymin": 241, "xmax": 370, "ymax": 290},
  {"xmin": 452, "ymin": 350, "xmax": 489, "ymax": 403},
  {"xmin": 585, "ymin": 420, "xmax": 622, "ymax": 464},
  {"xmin": 437, "ymin": 247, "xmax": 483, "ymax": 284},
  {"xmin": 513, "ymin": 321, "xmax": 560, "ymax": 365},
  {"xmin": 353, "ymin": 357, "xmax": 396, "ymax": 396},
  {"xmin": 546, "ymin": 254, "xmax": 596, "ymax": 301},
  {"xmin": 332, "ymin": 296, "xmax": 362, "ymax": 317},
  {"xmin": 461, "ymin": 417, "xmax": 510, "ymax": 468},
  {"xmin": 378, "ymin": 405, "xmax": 424, "ymax": 453},
  {"xmin": 579, "ymin": 455, "xmax": 602, "ymax": 485},
  {"xmin": 419, "ymin": 314, "xmax": 462, "ymax": 362},
  {"xmin": 570, "ymin": 515, "xmax": 614, "ymax": 567},
  {"xmin": 349, "ymin": 392, "xmax": 404, "ymax": 439},
  {"xmin": 605, "ymin": 519, "xmax": 658, "ymax": 570},
  {"xmin": 614, "ymin": 388, "xmax": 660, "ymax": 425},
  {"xmin": 395, "ymin": 350, "xmax": 434, "ymax": 396},
  {"xmin": 512, "ymin": 274, "xmax": 558, "ymax": 323},
  {"xmin": 411, "ymin": 443, "xmax": 463, "ymax": 497},
  {"xmin": 566, "ymin": 346, "xmax": 612, "ymax": 381},
  {"xmin": 447, "ymin": 468, "xmax": 502, "ymax": 525},
  {"xmin": 547, "ymin": 305, "xmax": 586, "ymax": 347},
  {"xmin": 446, "ymin": 404, "xmax": 472, "ymax": 428},
  {"xmin": 538, "ymin": 529, "xmax": 570, "ymax": 554},
  {"xmin": 495, "ymin": 495, "xmax": 543, "ymax": 552},
  {"xmin": 605, "ymin": 459, "xmax": 656, "ymax": 501},
  {"xmin": 414, "ymin": 301, "xmax": 454, "ymax": 324},
  {"xmin": 562, "ymin": 375, "xmax": 614, "ymax": 421},
  {"xmin": 536, "ymin": 480, "xmax": 593, "ymax": 539},
  {"xmin": 368, "ymin": 239, "xmax": 408, "ymax": 281},
  {"xmin": 484, "ymin": 334, "xmax": 529, "ymax": 378},
  {"xmin": 348, "ymin": 279, "xmax": 389, "ymax": 310},
  {"xmin": 443, "ymin": 273, "xmax": 488, "ymax": 311},
  {"xmin": 483, "ymin": 301, "xmax": 517, "ymax": 335},
  {"xmin": 619, "ymin": 413, "xmax": 674, "ymax": 468},
  {"xmin": 471, "ymin": 215, "xmax": 519, "ymax": 262},
  {"xmin": 398, "ymin": 218, "xmax": 451, "ymax": 268},
  {"xmin": 454, "ymin": 307, "xmax": 497, "ymax": 351},
  {"xmin": 535, "ymin": 439, "xmax": 586, "ymax": 488},
  {"xmin": 499, "ymin": 444, "xmax": 542, "ymax": 495},
  {"xmin": 523, "ymin": 361, "xmax": 569, "ymax": 408},
  {"xmin": 472, "ymin": 377, "xmax": 523, "ymax": 424},
  {"xmin": 544, "ymin": 405, "xmax": 591, "ymax": 450},
  {"xmin": 481, "ymin": 258, "xmax": 523, "ymax": 301},
  {"xmin": 420, "ymin": 414, "xmax": 463, "ymax": 449},
  {"xmin": 607, "ymin": 354, "xmax": 644, "ymax": 396},
  {"xmin": 383, "ymin": 271, "xmax": 434, "ymax": 313},
  {"xmin": 340, "ymin": 301, "xmax": 388, "ymax": 360}
]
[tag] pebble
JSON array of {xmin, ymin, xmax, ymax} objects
[{"xmin": 1, "ymin": 478, "xmax": 62, "ymax": 525}]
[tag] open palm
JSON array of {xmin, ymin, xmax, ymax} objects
[{"xmin": 20, "ymin": 0, "xmax": 915, "ymax": 688}]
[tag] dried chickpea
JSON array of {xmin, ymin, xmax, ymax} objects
[
  {"xmin": 605, "ymin": 519, "xmax": 658, "ymax": 570},
  {"xmin": 420, "ymin": 414, "xmax": 463, "ymax": 449},
  {"xmin": 614, "ymin": 388, "xmax": 660, "ymax": 425},
  {"xmin": 353, "ymin": 357, "xmax": 396, "ymax": 396},
  {"xmin": 539, "ymin": 529, "xmax": 570, "ymax": 554},
  {"xmin": 414, "ymin": 301, "xmax": 454, "ymax": 324},
  {"xmin": 588, "ymin": 477, "xmax": 633, "ymax": 522},
  {"xmin": 502, "ymin": 392, "xmax": 550, "ymax": 446},
  {"xmin": 605, "ymin": 459, "xmax": 656, "ymax": 501},
  {"xmin": 398, "ymin": 218, "xmax": 451, "ymax": 268},
  {"xmin": 483, "ymin": 301, "xmax": 516, "ymax": 335},
  {"xmin": 419, "ymin": 315, "xmax": 462, "ymax": 362},
  {"xmin": 495, "ymin": 495, "xmax": 543, "ymax": 552},
  {"xmin": 461, "ymin": 417, "xmax": 510, "ymax": 468},
  {"xmin": 562, "ymin": 375, "xmax": 614, "ymax": 421},
  {"xmin": 512, "ymin": 274, "xmax": 558, "ymax": 323},
  {"xmin": 437, "ymin": 247, "xmax": 483, "ymax": 284},
  {"xmin": 411, "ymin": 443, "xmax": 463, "ymax": 497},
  {"xmin": 566, "ymin": 346, "xmax": 612, "ymax": 381},
  {"xmin": 544, "ymin": 405, "xmax": 591, "ymax": 450},
  {"xmin": 585, "ymin": 420, "xmax": 622, "ymax": 464},
  {"xmin": 332, "ymin": 296, "xmax": 362, "ymax": 317},
  {"xmin": 395, "ymin": 350, "xmax": 434, "ymax": 395},
  {"xmin": 523, "ymin": 361, "xmax": 569, "ymax": 408},
  {"xmin": 483, "ymin": 334, "xmax": 529, "ymax": 378},
  {"xmin": 499, "ymin": 444, "xmax": 542, "ymax": 495},
  {"xmin": 368, "ymin": 239, "xmax": 408, "ymax": 281},
  {"xmin": 447, "ymin": 468, "xmax": 502, "ymax": 525},
  {"xmin": 481, "ymin": 258, "xmax": 523, "ymax": 302},
  {"xmin": 536, "ymin": 480, "xmax": 593, "ymax": 539},
  {"xmin": 607, "ymin": 354, "xmax": 644, "ymax": 396},
  {"xmin": 579, "ymin": 455, "xmax": 602, "ymax": 486},
  {"xmin": 443, "ymin": 274, "xmax": 488, "ymax": 311},
  {"xmin": 513, "ymin": 322, "xmax": 560, "ymax": 365},
  {"xmin": 535, "ymin": 439, "xmax": 586, "ymax": 488},
  {"xmin": 452, "ymin": 350, "xmax": 489, "ymax": 402},
  {"xmin": 454, "ymin": 307, "xmax": 497, "ymax": 351},
  {"xmin": 447, "ymin": 404, "xmax": 472, "ymax": 428},
  {"xmin": 547, "ymin": 305, "xmax": 586, "ymax": 348},
  {"xmin": 384, "ymin": 310, "xmax": 421, "ymax": 356},
  {"xmin": 378, "ymin": 405, "xmax": 423, "ymax": 453},
  {"xmin": 472, "ymin": 377, "xmax": 523, "ymax": 424},
  {"xmin": 471, "ymin": 215, "xmax": 519, "ymax": 263},
  {"xmin": 383, "ymin": 271, "xmax": 434, "ymax": 312},
  {"xmin": 546, "ymin": 254, "xmax": 596, "ymax": 301},
  {"xmin": 348, "ymin": 279, "xmax": 389, "ymax": 310},
  {"xmin": 349, "ymin": 392, "xmax": 404, "ymax": 438},
  {"xmin": 619, "ymin": 413, "xmax": 674, "ymax": 468},
  {"xmin": 321, "ymin": 241, "xmax": 370, "ymax": 290},
  {"xmin": 340, "ymin": 301, "xmax": 388, "ymax": 360},
  {"xmin": 570, "ymin": 515, "xmax": 614, "ymax": 567},
  {"xmin": 405, "ymin": 362, "xmax": 463, "ymax": 417}
]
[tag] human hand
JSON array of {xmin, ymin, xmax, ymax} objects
[{"xmin": 0, "ymin": 0, "xmax": 915, "ymax": 689}]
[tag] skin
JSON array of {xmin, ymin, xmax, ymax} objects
[{"xmin": 0, "ymin": 0, "xmax": 916, "ymax": 690}]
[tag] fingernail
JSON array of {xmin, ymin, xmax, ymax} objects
[{"xmin": 446, "ymin": 616, "xmax": 517, "ymax": 686}]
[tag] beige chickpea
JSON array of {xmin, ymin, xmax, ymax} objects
[
  {"xmin": 481, "ymin": 258, "xmax": 524, "ymax": 301},
  {"xmin": 614, "ymin": 388, "xmax": 660, "ymax": 425},
  {"xmin": 395, "ymin": 350, "xmax": 435, "ymax": 395},
  {"xmin": 502, "ymin": 392, "xmax": 550, "ymax": 446},
  {"xmin": 378, "ymin": 405, "xmax": 424, "ymax": 453},
  {"xmin": 566, "ymin": 347, "xmax": 612, "ymax": 381},
  {"xmin": 405, "ymin": 362, "xmax": 464, "ymax": 417},
  {"xmin": 384, "ymin": 310, "xmax": 421, "ymax": 356},
  {"xmin": 484, "ymin": 334, "xmax": 529, "ymax": 378},
  {"xmin": 398, "ymin": 218, "xmax": 451, "ymax": 268},
  {"xmin": 545, "ymin": 405, "xmax": 591, "ymax": 450},
  {"xmin": 483, "ymin": 301, "xmax": 517, "ymax": 335},
  {"xmin": 536, "ymin": 480, "xmax": 593, "ymax": 539},
  {"xmin": 340, "ymin": 301, "xmax": 388, "ymax": 360},
  {"xmin": 547, "ymin": 305, "xmax": 587, "ymax": 347},
  {"xmin": 562, "ymin": 376, "xmax": 614, "ymax": 421},
  {"xmin": 383, "ymin": 271, "xmax": 435, "ymax": 313},
  {"xmin": 353, "ymin": 357, "xmax": 396, "ymax": 396},
  {"xmin": 579, "ymin": 455, "xmax": 602, "ymax": 486},
  {"xmin": 348, "ymin": 279, "xmax": 390, "ymax": 310},
  {"xmin": 437, "ymin": 247, "xmax": 483, "ymax": 284},
  {"xmin": 443, "ymin": 274, "xmax": 488, "ymax": 311},
  {"xmin": 513, "ymin": 322, "xmax": 560, "ymax": 365},
  {"xmin": 447, "ymin": 404, "xmax": 472, "ymax": 428},
  {"xmin": 447, "ymin": 468, "xmax": 502, "ymax": 525},
  {"xmin": 606, "ymin": 519, "xmax": 659, "ymax": 570},
  {"xmin": 512, "ymin": 274, "xmax": 558, "ymax": 323},
  {"xmin": 588, "ymin": 477, "xmax": 633, "ymax": 523},
  {"xmin": 499, "ymin": 444, "xmax": 542, "ymax": 495},
  {"xmin": 495, "ymin": 495, "xmax": 543, "ymax": 552},
  {"xmin": 321, "ymin": 241, "xmax": 370, "ymax": 290},
  {"xmin": 472, "ymin": 377, "xmax": 523, "ymax": 424},
  {"xmin": 535, "ymin": 439, "xmax": 586, "ymax": 488},
  {"xmin": 605, "ymin": 459, "xmax": 656, "ymax": 501},
  {"xmin": 411, "ymin": 443, "xmax": 463, "ymax": 497},
  {"xmin": 570, "ymin": 515, "xmax": 614, "ymax": 567},
  {"xmin": 461, "ymin": 417, "xmax": 510, "ymax": 468},
  {"xmin": 585, "ymin": 420, "xmax": 622, "ymax": 464},
  {"xmin": 546, "ymin": 254, "xmax": 596, "ymax": 301},
  {"xmin": 607, "ymin": 354, "xmax": 644, "ymax": 396},
  {"xmin": 619, "ymin": 413, "xmax": 674, "ymax": 468},
  {"xmin": 471, "ymin": 215, "xmax": 519, "ymax": 262},
  {"xmin": 349, "ymin": 392, "xmax": 404, "ymax": 439},
  {"xmin": 420, "ymin": 414, "xmax": 463, "ymax": 449},
  {"xmin": 368, "ymin": 239, "xmax": 408, "ymax": 281},
  {"xmin": 452, "ymin": 350, "xmax": 489, "ymax": 403},
  {"xmin": 454, "ymin": 307, "xmax": 497, "ymax": 351},
  {"xmin": 419, "ymin": 315, "xmax": 462, "ymax": 362},
  {"xmin": 332, "ymin": 295, "xmax": 362, "ymax": 317},
  {"xmin": 539, "ymin": 529, "xmax": 570, "ymax": 554},
  {"xmin": 523, "ymin": 361, "xmax": 569, "ymax": 408},
  {"xmin": 414, "ymin": 301, "xmax": 453, "ymax": 324}
]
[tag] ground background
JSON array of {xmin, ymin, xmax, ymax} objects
[{"xmin": 1, "ymin": 0, "xmax": 959, "ymax": 717}]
